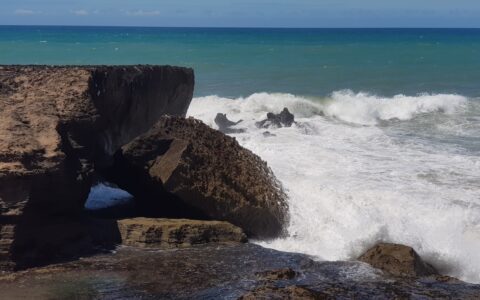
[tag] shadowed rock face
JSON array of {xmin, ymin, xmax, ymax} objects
[
  {"xmin": 103, "ymin": 116, "xmax": 289, "ymax": 238},
  {"xmin": 0, "ymin": 65, "xmax": 194, "ymax": 270},
  {"xmin": 359, "ymin": 243, "xmax": 439, "ymax": 278}
]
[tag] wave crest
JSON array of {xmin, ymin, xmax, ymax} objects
[
  {"xmin": 189, "ymin": 91, "xmax": 468, "ymax": 127},
  {"xmin": 324, "ymin": 90, "xmax": 468, "ymax": 125}
]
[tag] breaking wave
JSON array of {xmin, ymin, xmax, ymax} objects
[{"xmin": 188, "ymin": 91, "xmax": 480, "ymax": 283}]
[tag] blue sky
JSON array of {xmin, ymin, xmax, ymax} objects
[{"xmin": 1, "ymin": 0, "xmax": 480, "ymax": 27}]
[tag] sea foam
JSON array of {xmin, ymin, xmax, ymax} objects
[{"xmin": 188, "ymin": 91, "xmax": 480, "ymax": 283}]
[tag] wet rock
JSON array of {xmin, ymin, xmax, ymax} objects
[
  {"xmin": 238, "ymin": 285, "xmax": 323, "ymax": 300},
  {"xmin": 255, "ymin": 268, "xmax": 297, "ymax": 280},
  {"xmin": 117, "ymin": 217, "xmax": 247, "ymax": 248},
  {"xmin": 215, "ymin": 113, "xmax": 245, "ymax": 134},
  {"xmin": 0, "ymin": 244, "xmax": 479, "ymax": 299},
  {"xmin": 0, "ymin": 65, "xmax": 194, "ymax": 270},
  {"xmin": 263, "ymin": 131, "xmax": 276, "ymax": 137},
  {"xmin": 358, "ymin": 243, "xmax": 439, "ymax": 277},
  {"xmin": 103, "ymin": 116, "xmax": 289, "ymax": 238},
  {"xmin": 256, "ymin": 107, "xmax": 295, "ymax": 128}
]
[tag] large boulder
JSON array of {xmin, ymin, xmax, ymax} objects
[
  {"xmin": 0, "ymin": 65, "xmax": 194, "ymax": 270},
  {"xmin": 117, "ymin": 217, "xmax": 247, "ymax": 248},
  {"xmin": 103, "ymin": 116, "xmax": 289, "ymax": 238},
  {"xmin": 358, "ymin": 243, "xmax": 439, "ymax": 278}
]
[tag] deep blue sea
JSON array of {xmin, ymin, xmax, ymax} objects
[
  {"xmin": 1, "ymin": 26, "xmax": 480, "ymax": 97},
  {"xmin": 2, "ymin": 26, "xmax": 479, "ymax": 283}
]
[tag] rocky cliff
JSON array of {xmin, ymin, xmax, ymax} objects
[{"xmin": 0, "ymin": 65, "xmax": 194, "ymax": 270}]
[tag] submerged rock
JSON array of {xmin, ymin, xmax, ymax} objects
[
  {"xmin": 358, "ymin": 243, "xmax": 439, "ymax": 278},
  {"xmin": 256, "ymin": 107, "xmax": 295, "ymax": 128},
  {"xmin": 117, "ymin": 217, "xmax": 247, "ymax": 248},
  {"xmin": 0, "ymin": 65, "xmax": 194, "ymax": 270},
  {"xmin": 263, "ymin": 131, "xmax": 276, "ymax": 137},
  {"xmin": 104, "ymin": 116, "xmax": 289, "ymax": 238},
  {"xmin": 214, "ymin": 113, "xmax": 245, "ymax": 134}
]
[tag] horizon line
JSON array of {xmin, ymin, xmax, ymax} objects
[{"xmin": 1, "ymin": 24, "xmax": 480, "ymax": 30}]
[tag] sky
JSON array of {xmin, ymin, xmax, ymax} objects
[{"xmin": 1, "ymin": 0, "xmax": 480, "ymax": 28}]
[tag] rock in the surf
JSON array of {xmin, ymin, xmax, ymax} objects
[
  {"xmin": 256, "ymin": 107, "xmax": 295, "ymax": 128},
  {"xmin": 214, "ymin": 113, "xmax": 245, "ymax": 134},
  {"xmin": 103, "ymin": 116, "xmax": 289, "ymax": 238},
  {"xmin": 116, "ymin": 217, "xmax": 247, "ymax": 248},
  {"xmin": 0, "ymin": 65, "xmax": 194, "ymax": 270},
  {"xmin": 358, "ymin": 243, "xmax": 439, "ymax": 277}
]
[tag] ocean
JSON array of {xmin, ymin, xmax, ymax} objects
[{"xmin": 2, "ymin": 26, "xmax": 479, "ymax": 283}]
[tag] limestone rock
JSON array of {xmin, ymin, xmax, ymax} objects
[
  {"xmin": 256, "ymin": 107, "xmax": 295, "ymax": 128},
  {"xmin": 104, "ymin": 116, "xmax": 289, "ymax": 238},
  {"xmin": 0, "ymin": 65, "xmax": 194, "ymax": 270},
  {"xmin": 117, "ymin": 217, "xmax": 247, "ymax": 248},
  {"xmin": 358, "ymin": 243, "xmax": 439, "ymax": 277}
]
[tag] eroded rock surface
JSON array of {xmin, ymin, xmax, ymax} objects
[
  {"xmin": 104, "ymin": 116, "xmax": 289, "ymax": 238},
  {"xmin": 1, "ymin": 244, "xmax": 478, "ymax": 299},
  {"xmin": 359, "ymin": 243, "xmax": 439, "ymax": 278},
  {"xmin": 238, "ymin": 285, "xmax": 322, "ymax": 300},
  {"xmin": 117, "ymin": 217, "xmax": 247, "ymax": 248},
  {"xmin": 255, "ymin": 268, "xmax": 298, "ymax": 281},
  {"xmin": 0, "ymin": 65, "xmax": 194, "ymax": 270}
]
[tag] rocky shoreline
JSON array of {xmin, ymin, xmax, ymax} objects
[
  {"xmin": 1, "ymin": 65, "xmax": 479, "ymax": 299},
  {"xmin": 1, "ymin": 243, "xmax": 480, "ymax": 299}
]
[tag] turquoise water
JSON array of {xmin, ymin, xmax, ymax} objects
[
  {"xmin": 1, "ymin": 26, "xmax": 480, "ymax": 97},
  {"xmin": 3, "ymin": 26, "xmax": 480, "ymax": 283}
]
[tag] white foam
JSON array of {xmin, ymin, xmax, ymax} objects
[
  {"xmin": 188, "ymin": 91, "xmax": 480, "ymax": 283},
  {"xmin": 324, "ymin": 90, "xmax": 468, "ymax": 125}
]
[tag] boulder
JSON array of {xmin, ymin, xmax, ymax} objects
[
  {"xmin": 256, "ymin": 107, "xmax": 295, "ymax": 128},
  {"xmin": 0, "ymin": 65, "xmax": 194, "ymax": 270},
  {"xmin": 358, "ymin": 243, "xmax": 439, "ymax": 278},
  {"xmin": 103, "ymin": 116, "xmax": 289, "ymax": 238},
  {"xmin": 214, "ymin": 113, "xmax": 245, "ymax": 134},
  {"xmin": 117, "ymin": 217, "xmax": 247, "ymax": 248}
]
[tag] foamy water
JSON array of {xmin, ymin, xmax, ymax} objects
[{"xmin": 188, "ymin": 91, "xmax": 480, "ymax": 283}]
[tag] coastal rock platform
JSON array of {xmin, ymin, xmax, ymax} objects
[{"xmin": 1, "ymin": 243, "xmax": 479, "ymax": 299}]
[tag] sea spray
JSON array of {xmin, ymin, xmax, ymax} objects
[{"xmin": 188, "ymin": 91, "xmax": 480, "ymax": 283}]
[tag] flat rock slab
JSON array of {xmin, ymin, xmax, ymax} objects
[
  {"xmin": 117, "ymin": 217, "xmax": 247, "ymax": 248},
  {"xmin": 0, "ymin": 244, "xmax": 478, "ymax": 299}
]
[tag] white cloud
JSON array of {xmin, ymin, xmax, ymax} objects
[
  {"xmin": 72, "ymin": 9, "xmax": 89, "ymax": 16},
  {"xmin": 126, "ymin": 10, "xmax": 161, "ymax": 17},
  {"xmin": 14, "ymin": 9, "xmax": 41, "ymax": 16}
]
